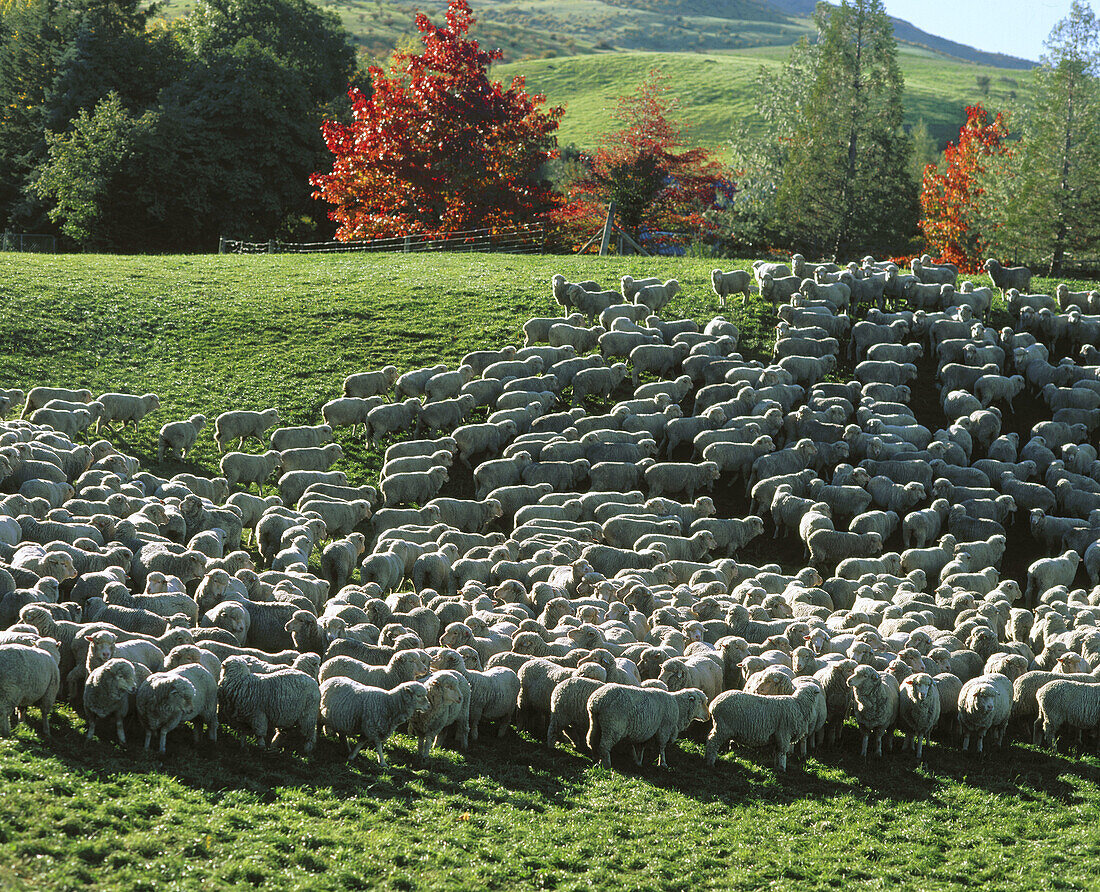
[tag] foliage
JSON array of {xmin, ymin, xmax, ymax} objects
[
  {"xmin": 310, "ymin": 0, "xmax": 563, "ymax": 241},
  {"xmin": 978, "ymin": 0, "xmax": 1100, "ymax": 276},
  {"xmin": 774, "ymin": 0, "xmax": 917, "ymax": 258},
  {"xmin": 919, "ymin": 103, "xmax": 1009, "ymax": 272},
  {"xmin": 554, "ymin": 69, "xmax": 729, "ymax": 252},
  {"xmin": 907, "ymin": 117, "xmax": 940, "ymax": 185}
]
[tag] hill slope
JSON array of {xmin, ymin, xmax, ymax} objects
[
  {"xmin": 494, "ymin": 45, "xmax": 1028, "ymax": 154},
  {"xmin": 156, "ymin": 0, "xmax": 1034, "ymax": 69}
]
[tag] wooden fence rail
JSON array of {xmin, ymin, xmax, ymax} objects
[{"xmin": 219, "ymin": 224, "xmax": 546, "ymax": 256}]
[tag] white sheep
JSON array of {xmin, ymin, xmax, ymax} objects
[
  {"xmin": 158, "ymin": 415, "xmax": 207, "ymax": 461},
  {"xmin": 215, "ymin": 408, "xmax": 280, "ymax": 452},
  {"xmin": 220, "ymin": 451, "xmax": 282, "ymax": 493},
  {"xmin": 847, "ymin": 665, "xmax": 899, "ymax": 757},
  {"xmin": 83, "ymin": 657, "xmax": 139, "ymax": 743},
  {"xmin": 957, "ymin": 672, "xmax": 1011, "ymax": 753},
  {"xmin": 711, "ymin": 269, "xmax": 752, "ymax": 308},
  {"xmin": 587, "ymin": 683, "xmax": 708, "ymax": 769},
  {"xmin": 705, "ymin": 684, "xmax": 820, "ymax": 771},
  {"xmin": 319, "ymin": 677, "xmax": 430, "ymax": 764},
  {"xmin": 0, "ymin": 641, "xmax": 61, "ymax": 736},
  {"xmin": 218, "ymin": 656, "xmax": 320, "ymax": 753},
  {"xmin": 343, "ymin": 366, "xmax": 399, "ymax": 399},
  {"xmin": 94, "ymin": 392, "xmax": 161, "ymax": 433},
  {"xmin": 984, "ymin": 258, "xmax": 1033, "ymax": 295},
  {"xmin": 897, "ymin": 672, "xmax": 940, "ymax": 759}
]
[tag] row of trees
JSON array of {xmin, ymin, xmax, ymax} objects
[
  {"xmin": 0, "ymin": 0, "xmax": 356, "ymax": 251},
  {"xmin": 922, "ymin": 0, "xmax": 1100, "ymax": 276}
]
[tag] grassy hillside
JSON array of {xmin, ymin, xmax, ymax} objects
[
  {"xmin": 2, "ymin": 252, "xmax": 1100, "ymax": 891},
  {"xmin": 495, "ymin": 46, "xmax": 1028, "ymax": 154}
]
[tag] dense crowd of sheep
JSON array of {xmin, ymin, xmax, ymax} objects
[{"xmin": 3, "ymin": 250, "xmax": 1100, "ymax": 776}]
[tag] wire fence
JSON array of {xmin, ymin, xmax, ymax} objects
[
  {"xmin": 1, "ymin": 232, "xmax": 57, "ymax": 253},
  {"xmin": 219, "ymin": 224, "xmax": 546, "ymax": 256}
]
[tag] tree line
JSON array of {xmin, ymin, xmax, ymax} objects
[
  {"xmin": 0, "ymin": 0, "xmax": 356, "ymax": 252},
  {"xmin": 5, "ymin": 0, "xmax": 1100, "ymax": 267}
]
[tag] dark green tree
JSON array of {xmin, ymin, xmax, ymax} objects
[
  {"xmin": 775, "ymin": 0, "xmax": 916, "ymax": 258},
  {"xmin": 979, "ymin": 0, "xmax": 1100, "ymax": 276},
  {"xmin": 0, "ymin": 0, "xmax": 59, "ymax": 229}
]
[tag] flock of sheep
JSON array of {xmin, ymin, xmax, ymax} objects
[{"xmin": 2, "ymin": 249, "xmax": 1100, "ymax": 776}]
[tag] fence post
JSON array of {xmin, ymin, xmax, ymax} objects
[
  {"xmin": 599, "ymin": 202, "xmax": 616, "ymax": 257},
  {"xmin": 218, "ymin": 237, "xmax": 226, "ymax": 255},
  {"xmin": 403, "ymin": 235, "xmax": 411, "ymax": 254},
  {"xmin": 267, "ymin": 240, "xmax": 276, "ymax": 254}
]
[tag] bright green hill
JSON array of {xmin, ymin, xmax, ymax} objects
[{"xmin": 495, "ymin": 45, "xmax": 1028, "ymax": 155}]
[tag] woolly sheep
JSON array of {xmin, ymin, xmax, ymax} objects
[
  {"xmin": 407, "ymin": 669, "xmax": 471, "ymax": 758},
  {"xmin": 220, "ymin": 451, "xmax": 282, "ymax": 494},
  {"xmin": 984, "ymin": 258, "xmax": 1033, "ymax": 295},
  {"xmin": 218, "ymin": 656, "xmax": 320, "ymax": 753},
  {"xmin": 847, "ymin": 665, "xmax": 899, "ymax": 757},
  {"xmin": 897, "ymin": 672, "xmax": 940, "ymax": 759},
  {"xmin": 711, "ymin": 269, "xmax": 752, "ymax": 308},
  {"xmin": 215, "ymin": 409, "xmax": 280, "ymax": 452},
  {"xmin": 157, "ymin": 414, "xmax": 207, "ymax": 462},
  {"xmin": 0, "ymin": 642, "xmax": 61, "ymax": 736},
  {"xmin": 83, "ymin": 657, "xmax": 138, "ymax": 743},
  {"xmin": 705, "ymin": 684, "xmax": 820, "ymax": 771},
  {"xmin": 587, "ymin": 682, "xmax": 708, "ymax": 769},
  {"xmin": 957, "ymin": 672, "xmax": 1012, "ymax": 753},
  {"xmin": 430, "ymin": 648, "xmax": 520, "ymax": 742},
  {"xmin": 319, "ymin": 677, "xmax": 429, "ymax": 764}
]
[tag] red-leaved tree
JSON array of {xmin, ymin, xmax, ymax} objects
[
  {"xmin": 555, "ymin": 71, "xmax": 730, "ymax": 252},
  {"xmin": 919, "ymin": 104, "xmax": 1010, "ymax": 271},
  {"xmin": 310, "ymin": 0, "xmax": 563, "ymax": 240}
]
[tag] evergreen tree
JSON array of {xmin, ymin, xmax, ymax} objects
[
  {"xmin": 774, "ymin": 0, "xmax": 916, "ymax": 258},
  {"xmin": 980, "ymin": 0, "xmax": 1100, "ymax": 276}
]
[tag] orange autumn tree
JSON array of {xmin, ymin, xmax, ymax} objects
[
  {"xmin": 919, "ymin": 104, "xmax": 1010, "ymax": 271},
  {"xmin": 556, "ymin": 71, "xmax": 729, "ymax": 252},
  {"xmin": 310, "ymin": 0, "xmax": 563, "ymax": 240}
]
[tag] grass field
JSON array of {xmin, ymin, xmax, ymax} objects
[
  {"xmin": 495, "ymin": 45, "xmax": 1027, "ymax": 154},
  {"xmin": 2, "ymin": 251, "xmax": 1100, "ymax": 891}
]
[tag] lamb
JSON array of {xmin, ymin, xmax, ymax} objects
[
  {"xmin": 984, "ymin": 258, "xmax": 1033, "ymax": 295},
  {"xmin": 897, "ymin": 672, "xmax": 940, "ymax": 759},
  {"xmin": 0, "ymin": 641, "xmax": 61, "ymax": 736},
  {"xmin": 83, "ymin": 658, "xmax": 138, "ymax": 743},
  {"xmin": 957, "ymin": 672, "xmax": 1012, "ymax": 752},
  {"xmin": 586, "ymin": 683, "xmax": 709, "ymax": 769},
  {"xmin": 711, "ymin": 269, "xmax": 752, "ymax": 308},
  {"xmin": 318, "ymin": 677, "xmax": 429, "ymax": 764},
  {"xmin": 407, "ymin": 669, "xmax": 471, "ymax": 757},
  {"xmin": 220, "ymin": 451, "xmax": 282, "ymax": 493},
  {"xmin": 218, "ymin": 656, "xmax": 320, "ymax": 753},
  {"xmin": 343, "ymin": 366, "xmax": 399, "ymax": 399},
  {"xmin": 847, "ymin": 665, "xmax": 899, "ymax": 757},
  {"xmin": 214, "ymin": 409, "xmax": 280, "ymax": 452},
  {"xmin": 705, "ymin": 684, "xmax": 820, "ymax": 771},
  {"xmin": 157, "ymin": 415, "xmax": 207, "ymax": 461}
]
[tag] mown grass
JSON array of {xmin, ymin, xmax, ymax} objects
[{"xmin": 3, "ymin": 251, "xmax": 1100, "ymax": 890}]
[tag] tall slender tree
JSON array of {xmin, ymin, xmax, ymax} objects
[
  {"xmin": 980, "ymin": 0, "xmax": 1100, "ymax": 275},
  {"xmin": 774, "ymin": 0, "xmax": 916, "ymax": 258}
]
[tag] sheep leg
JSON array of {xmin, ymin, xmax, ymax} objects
[
  {"xmin": 158, "ymin": 729, "xmax": 168, "ymax": 754},
  {"xmin": 347, "ymin": 739, "xmax": 365, "ymax": 762},
  {"xmin": 85, "ymin": 718, "xmax": 96, "ymax": 741},
  {"xmin": 115, "ymin": 717, "xmax": 126, "ymax": 745},
  {"xmin": 860, "ymin": 730, "xmax": 870, "ymax": 757},
  {"xmin": 143, "ymin": 728, "xmax": 153, "ymax": 750}
]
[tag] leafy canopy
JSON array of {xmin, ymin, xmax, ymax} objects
[
  {"xmin": 310, "ymin": 0, "xmax": 563, "ymax": 240},
  {"xmin": 555, "ymin": 69, "xmax": 728, "ymax": 252},
  {"xmin": 919, "ymin": 104, "xmax": 1009, "ymax": 273}
]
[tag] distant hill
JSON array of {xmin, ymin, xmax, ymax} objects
[
  {"xmin": 156, "ymin": 0, "xmax": 1034, "ymax": 70},
  {"xmin": 494, "ymin": 45, "xmax": 1029, "ymax": 155},
  {"xmin": 764, "ymin": 0, "xmax": 1034, "ymax": 69}
]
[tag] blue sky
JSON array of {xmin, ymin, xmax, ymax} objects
[{"xmin": 884, "ymin": 0, "xmax": 1075, "ymax": 62}]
